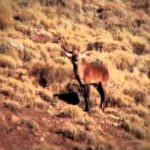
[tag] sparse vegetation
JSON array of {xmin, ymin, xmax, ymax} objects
[
  {"xmin": 18, "ymin": 118, "xmax": 40, "ymax": 134},
  {"xmin": 0, "ymin": 54, "xmax": 18, "ymax": 68},
  {"xmin": 120, "ymin": 114, "xmax": 146, "ymax": 139},
  {"xmin": 0, "ymin": 0, "xmax": 150, "ymax": 150},
  {"xmin": 34, "ymin": 145, "xmax": 58, "ymax": 150},
  {"xmin": 3, "ymin": 100, "xmax": 21, "ymax": 113},
  {"xmin": 30, "ymin": 61, "xmax": 70, "ymax": 88},
  {"xmin": 57, "ymin": 105, "xmax": 85, "ymax": 118}
]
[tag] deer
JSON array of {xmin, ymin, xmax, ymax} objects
[{"xmin": 61, "ymin": 44, "xmax": 109, "ymax": 112}]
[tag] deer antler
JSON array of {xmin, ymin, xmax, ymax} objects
[{"xmin": 61, "ymin": 42, "xmax": 73, "ymax": 54}]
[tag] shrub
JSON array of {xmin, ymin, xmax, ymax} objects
[
  {"xmin": 18, "ymin": 118, "xmax": 40, "ymax": 134},
  {"xmin": 34, "ymin": 145, "xmax": 58, "ymax": 150},
  {"xmin": 132, "ymin": 42, "xmax": 148, "ymax": 55},
  {"xmin": 0, "ymin": 85, "xmax": 14, "ymax": 97},
  {"xmin": 71, "ymin": 144, "xmax": 85, "ymax": 150},
  {"xmin": 38, "ymin": 90, "xmax": 52, "ymax": 102},
  {"xmin": 31, "ymin": 62, "xmax": 55, "ymax": 87},
  {"xmin": 131, "ymin": 106, "xmax": 148, "ymax": 118},
  {"xmin": 30, "ymin": 33, "xmax": 50, "ymax": 43},
  {"xmin": 106, "ymin": 88, "xmax": 132, "ymax": 108},
  {"xmin": 55, "ymin": 122, "xmax": 83, "ymax": 140},
  {"xmin": 0, "ymin": 42, "xmax": 20, "ymax": 60},
  {"xmin": 13, "ymin": 10, "xmax": 35, "ymax": 22},
  {"xmin": 87, "ymin": 41, "xmax": 103, "ymax": 52},
  {"xmin": 137, "ymin": 58, "xmax": 150, "ymax": 77},
  {"xmin": 0, "ymin": 43, "xmax": 8, "ymax": 54},
  {"xmin": 134, "ymin": 91, "xmax": 146, "ymax": 104},
  {"xmin": 75, "ymin": 116, "xmax": 94, "ymax": 126},
  {"xmin": 3, "ymin": 100, "xmax": 21, "ymax": 113},
  {"xmin": 31, "ymin": 62, "xmax": 70, "ymax": 87},
  {"xmin": 0, "ymin": 54, "xmax": 17, "ymax": 68},
  {"xmin": 57, "ymin": 105, "xmax": 85, "ymax": 118},
  {"xmin": 39, "ymin": 0, "xmax": 65, "ymax": 6},
  {"xmin": 109, "ymin": 51, "xmax": 135, "ymax": 72},
  {"xmin": 120, "ymin": 115, "xmax": 146, "ymax": 139},
  {"xmin": 131, "ymin": 0, "xmax": 150, "ymax": 14},
  {"xmin": 39, "ymin": 0, "xmax": 82, "ymax": 13},
  {"xmin": 123, "ymin": 89, "xmax": 146, "ymax": 105}
]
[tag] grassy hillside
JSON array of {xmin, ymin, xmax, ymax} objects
[{"xmin": 0, "ymin": 0, "xmax": 150, "ymax": 150}]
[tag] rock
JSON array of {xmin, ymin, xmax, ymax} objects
[{"xmin": 11, "ymin": 115, "xmax": 20, "ymax": 123}]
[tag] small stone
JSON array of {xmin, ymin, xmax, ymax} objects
[
  {"xmin": 11, "ymin": 115, "xmax": 20, "ymax": 123},
  {"xmin": 40, "ymin": 137, "xmax": 45, "ymax": 142}
]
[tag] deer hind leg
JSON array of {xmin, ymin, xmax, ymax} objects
[
  {"xmin": 94, "ymin": 83, "xmax": 106, "ymax": 111},
  {"xmin": 82, "ymin": 84, "xmax": 90, "ymax": 112}
]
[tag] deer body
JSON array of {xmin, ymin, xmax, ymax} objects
[
  {"xmin": 62, "ymin": 47, "xmax": 109, "ymax": 111},
  {"xmin": 78, "ymin": 61, "xmax": 109, "ymax": 84}
]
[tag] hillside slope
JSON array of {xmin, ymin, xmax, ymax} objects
[{"xmin": 0, "ymin": 0, "xmax": 150, "ymax": 150}]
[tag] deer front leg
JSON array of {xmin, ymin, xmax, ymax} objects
[{"xmin": 82, "ymin": 85, "xmax": 90, "ymax": 112}]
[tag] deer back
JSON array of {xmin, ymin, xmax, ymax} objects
[{"xmin": 78, "ymin": 60, "xmax": 109, "ymax": 85}]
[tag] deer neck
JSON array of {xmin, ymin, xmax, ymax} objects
[{"xmin": 71, "ymin": 59, "xmax": 82, "ymax": 85}]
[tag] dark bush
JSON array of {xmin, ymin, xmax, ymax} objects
[
  {"xmin": 31, "ymin": 62, "xmax": 71, "ymax": 87},
  {"xmin": 134, "ymin": 91, "xmax": 146, "ymax": 105},
  {"xmin": 123, "ymin": 89, "xmax": 146, "ymax": 105},
  {"xmin": 30, "ymin": 33, "xmax": 50, "ymax": 43},
  {"xmin": 39, "ymin": 0, "xmax": 65, "ymax": 6},
  {"xmin": 131, "ymin": 0, "xmax": 150, "ymax": 13},
  {"xmin": 87, "ymin": 42, "xmax": 103, "ymax": 52},
  {"xmin": 132, "ymin": 42, "xmax": 147, "ymax": 55},
  {"xmin": 31, "ymin": 63, "xmax": 55, "ymax": 87}
]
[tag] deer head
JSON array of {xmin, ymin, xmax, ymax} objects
[{"xmin": 61, "ymin": 44, "xmax": 79, "ymax": 63}]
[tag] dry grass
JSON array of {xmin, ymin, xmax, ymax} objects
[
  {"xmin": 30, "ymin": 61, "xmax": 70, "ymax": 88},
  {"xmin": 34, "ymin": 145, "xmax": 58, "ymax": 150},
  {"xmin": 57, "ymin": 105, "xmax": 85, "ymax": 118},
  {"xmin": 136, "ymin": 56, "xmax": 150, "ymax": 78},
  {"xmin": 0, "ymin": 0, "xmax": 150, "ymax": 150},
  {"xmin": 0, "ymin": 83, "xmax": 14, "ymax": 97},
  {"xmin": 109, "ymin": 51, "xmax": 135, "ymax": 72},
  {"xmin": 130, "ymin": 105, "xmax": 148, "ymax": 117},
  {"xmin": 13, "ymin": 9, "xmax": 35, "ymax": 22},
  {"xmin": 55, "ymin": 122, "xmax": 84, "ymax": 140},
  {"xmin": 75, "ymin": 115, "xmax": 94, "ymax": 126},
  {"xmin": 120, "ymin": 114, "xmax": 146, "ymax": 139},
  {"xmin": 55, "ymin": 121, "xmax": 118, "ymax": 150},
  {"xmin": 18, "ymin": 118, "xmax": 40, "ymax": 134},
  {"xmin": 57, "ymin": 104, "xmax": 95, "ymax": 126},
  {"xmin": 3, "ymin": 100, "xmax": 22, "ymax": 113},
  {"xmin": 0, "ymin": 75, "xmax": 40, "ymax": 106},
  {"xmin": 123, "ymin": 88, "xmax": 146, "ymax": 105},
  {"xmin": 0, "ymin": 54, "xmax": 18, "ymax": 68}
]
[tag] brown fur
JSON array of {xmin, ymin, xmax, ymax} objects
[
  {"xmin": 76, "ymin": 58, "xmax": 109, "ymax": 111},
  {"xmin": 79, "ymin": 61, "xmax": 109, "ymax": 84}
]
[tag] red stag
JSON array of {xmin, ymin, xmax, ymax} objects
[{"xmin": 62, "ymin": 46, "xmax": 109, "ymax": 111}]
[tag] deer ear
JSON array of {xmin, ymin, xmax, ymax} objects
[{"xmin": 64, "ymin": 51, "xmax": 72, "ymax": 58}]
